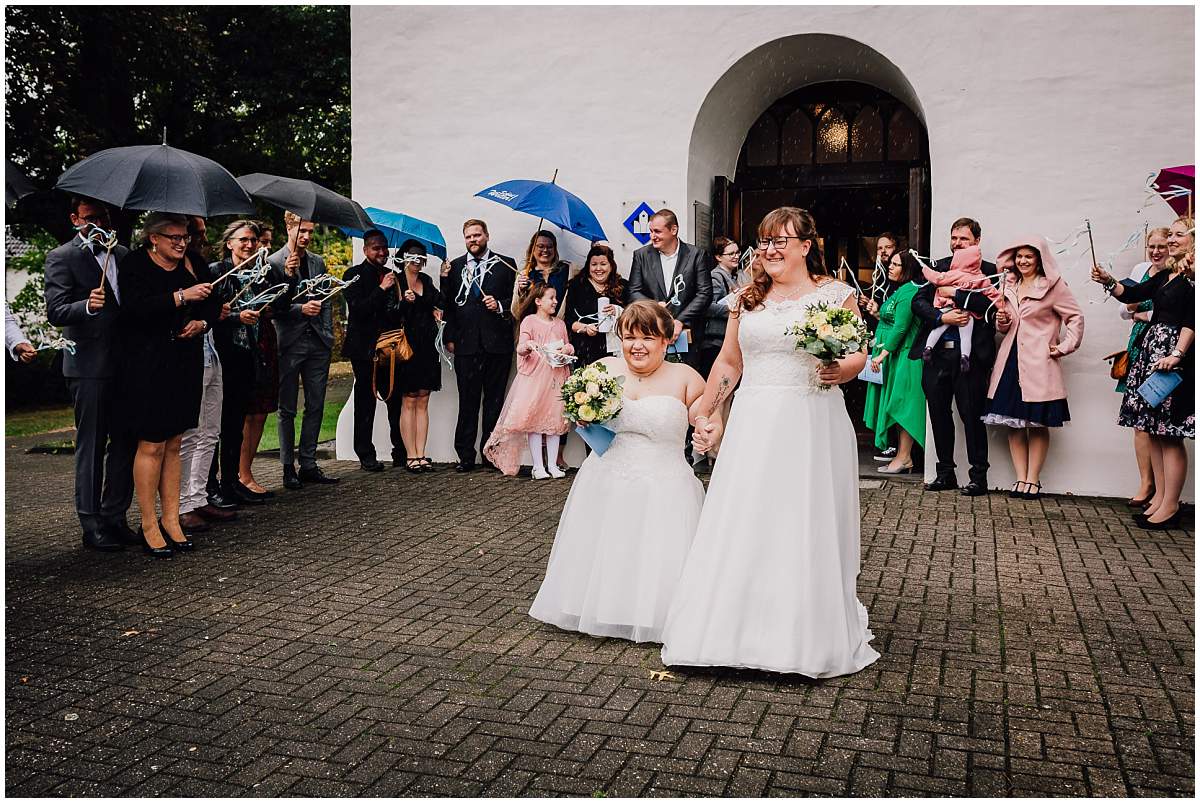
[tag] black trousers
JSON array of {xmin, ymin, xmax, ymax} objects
[
  {"xmin": 67, "ymin": 377, "xmax": 137, "ymax": 534},
  {"xmin": 453, "ymin": 351, "xmax": 511, "ymax": 465},
  {"xmin": 351, "ymin": 358, "xmax": 407, "ymax": 463},
  {"xmin": 921, "ymin": 342, "xmax": 990, "ymax": 484},
  {"xmin": 217, "ymin": 348, "xmax": 255, "ymax": 490}
]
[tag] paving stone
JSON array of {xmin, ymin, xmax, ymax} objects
[{"xmin": 4, "ymin": 436, "xmax": 1194, "ymax": 796}]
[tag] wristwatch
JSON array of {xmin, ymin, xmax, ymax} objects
[{"xmin": 1170, "ymin": 349, "xmax": 1184, "ymax": 359}]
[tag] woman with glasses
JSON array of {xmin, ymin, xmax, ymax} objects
[
  {"xmin": 115, "ymin": 212, "xmax": 220, "ymax": 557},
  {"xmin": 386, "ymin": 239, "xmax": 446, "ymax": 472},
  {"xmin": 663, "ymin": 207, "xmax": 880, "ymax": 677},
  {"xmin": 1115, "ymin": 227, "xmax": 1170, "ymax": 506},
  {"xmin": 513, "ymin": 230, "xmax": 571, "ymax": 318},
  {"xmin": 239, "ymin": 220, "xmax": 281, "ymax": 499},
  {"xmin": 700, "ymin": 237, "xmax": 742, "ymax": 379},
  {"xmin": 208, "ymin": 220, "xmax": 273, "ymax": 507}
]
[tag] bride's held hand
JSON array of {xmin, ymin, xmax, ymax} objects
[
  {"xmin": 816, "ymin": 360, "xmax": 844, "ymax": 384},
  {"xmin": 691, "ymin": 415, "xmax": 722, "ymax": 453}
]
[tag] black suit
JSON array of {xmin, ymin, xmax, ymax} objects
[
  {"xmin": 910, "ymin": 255, "xmax": 998, "ymax": 485},
  {"xmin": 43, "ymin": 235, "xmax": 136, "ymax": 537},
  {"xmin": 439, "ymin": 250, "xmax": 515, "ymax": 465},
  {"xmin": 342, "ymin": 258, "xmax": 395, "ymax": 463},
  {"xmin": 627, "ymin": 241, "xmax": 713, "ymax": 368}
]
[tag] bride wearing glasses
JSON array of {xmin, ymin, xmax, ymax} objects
[{"xmin": 660, "ymin": 207, "xmax": 880, "ymax": 678}]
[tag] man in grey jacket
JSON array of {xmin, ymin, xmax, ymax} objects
[
  {"xmin": 627, "ymin": 209, "xmax": 713, "ymax": 369},
  {"xmin": 43, "ymin": 197, "xmax": 138, "ymax": 551},
  {"xmin": 268, "ymin": 212, "xmax": 339, "ymax": 489}
]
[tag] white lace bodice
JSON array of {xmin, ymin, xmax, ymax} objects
[
  {"xmin": 594, "ymin": 395, "xmax": 691, "ymax": 480},
  {"xmin": 737, "ymin": 281, "xmax": 855, "ymax": 393}
]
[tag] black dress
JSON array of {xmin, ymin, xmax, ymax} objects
[
  {"xmin": 115, "ymin": 248, "xmax": 221, "ymax": 442},
  {"xmin": 564, "ymin": 275, "xmax": 628, "ymax": 366},
  {"xmin": 386, "ymin": 271, "xmax": 444, "ymax": 393},
  {"xmin": 1117, "ymin": 270, "xmax": 1194, "ymax": 438}
]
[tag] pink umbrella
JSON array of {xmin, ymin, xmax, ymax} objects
[{"xmin": 1152, "ymin": 164, "xmax": 1194, "ymax": 217}]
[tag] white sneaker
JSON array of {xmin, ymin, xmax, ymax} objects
[
  {"xmin": 531, "ymin": 467, "xmax": 550, "ymax": 480},
  {"xmin": 548, "ymin": 465, "xmax": 566, "ymax": 479}
]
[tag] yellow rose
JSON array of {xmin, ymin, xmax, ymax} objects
[
  {"xmin": 574, "ymin": 391, "xmax": 589, "ymax": 405},
  {"xmin": 583, "ymin": 367, "xmax": 600, "ymax": 382},
  {"xmin": 817, "ymin": 323, "xmax": 834, "ymax": 338},
  {"xmin": 837, "ymin": 325, "xmax": 855, "ymax": 340},
  {"xmin": 578, "ymin": 405, "xmax": 597, "ymax": 422}
]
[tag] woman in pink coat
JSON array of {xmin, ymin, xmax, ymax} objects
[{"xmin": 982, "ymin": 236, "xmax": 1084, "ymax": 499}]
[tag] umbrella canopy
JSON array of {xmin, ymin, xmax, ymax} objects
[
  {"xmin": 1153, "ymin": 165, "xmax": 1194, "ymax": 216},
  {"xmin": 475, "ymin": 179, "xmax": 607, "ymax": 242},
  {"xmin": 6, "ymin": 159, "xmax": 38, "ymax": 207},
  {"xmin": 55, "ymin": 143, "xmax": 254, "ymax": 217},
  {"xmin": 339, "ymin": 206, "xmax": 447, "ymax": 259},
  {"xmin": 237, "ymin": 173, "xmax": 373, "ymax": 230}
]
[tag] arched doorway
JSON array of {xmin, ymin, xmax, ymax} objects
[
  {"xmin": 686, "ymin": 35, "xmax": 931, "ymax": 451},
  {"xmin": 723, "ymin": 81, "xmax": 930, "ymax": 276}
]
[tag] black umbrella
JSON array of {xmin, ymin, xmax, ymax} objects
[
  {"xmin": 6, "ymin": 159, "xmax": 38, "ymax": 207},
  {"xmin": 55, "ymin": 141, "xmax": 254, "ymax": 217},
  {"xmin": 237, "ymin": 173, "xmax": 373, "ymax": 230}
]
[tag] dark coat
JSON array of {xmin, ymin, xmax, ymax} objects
[{"xmin": 439, "ymin": 250, "xmax": 517, "ymax": 355}]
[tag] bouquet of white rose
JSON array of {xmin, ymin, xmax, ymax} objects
[
  {"xmin": 785, "ymin": 302, "xmax": 869, "ymax": 389},
  {"xmin": 561, "ymin": 361, "xmax": 624, "ymax": 425}
]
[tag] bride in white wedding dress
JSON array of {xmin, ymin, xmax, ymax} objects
[
  {"xmin": 529, "ymin": 301, "xmax": 707, "ymax": 643},
  {"xmin": 660, "ymin": 207, "xmax": 881, "ymax": 678}
]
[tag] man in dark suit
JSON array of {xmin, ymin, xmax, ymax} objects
[
  {"xmin": 439, "ymin": 218, "xmax": 515, "ymax": 472},
  {"xmin": 43, "ymin": 197, "xmax": 137, "ymax": 551},
  {"xmin": 909, "ymin": 217, "xmax": 998, "ymax": 497},
  {"xmin": 268, "ymin": 212, "xmax": 339, "ymax": 489},
  {"xmin": 627, "ymin": 209, "xmax": 713, "ymax": 369},
  {"xmin": 341, "ymin": 229, "xmax": 394, "ymax": 471}
]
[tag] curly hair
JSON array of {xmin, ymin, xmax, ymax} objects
[
  {"xmin": 571, "ymin": 244, "xmax": 626, "ymax": 300},
  {"xmin": 736, "ymin": 207, "xmax": 828, "ymax": 314}
]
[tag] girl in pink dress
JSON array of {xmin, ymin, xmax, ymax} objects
[{"xmin": 485, "ymin": 284, "xmax": 575, "ymax": 478}]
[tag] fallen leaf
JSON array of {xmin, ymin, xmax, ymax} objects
[
  {"xmin": 649, "ymin": 670, "xmax": 678, "ymax": 682},
  {"xmin": 64, "ymin": 713, "xmax": 78, "ymax": 721},
  {"xmin": 120, "ymin": 630, "xmax": 140, "ymax": 638}
]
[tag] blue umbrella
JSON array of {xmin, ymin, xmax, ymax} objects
[
  {"xmin": 340, "ymin": 206, "xmax": 447, "ymax": 259},
  {"xmin": 474, "ymin": 178, "xmax": 607, "ymax": 242}
]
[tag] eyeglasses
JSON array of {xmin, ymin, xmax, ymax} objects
[
  {"xmin": 155, "ymin": 233, "xmax": 192, "ymax": 245},
  {"xmin": 755, "ymin": 236, "xmax": 804, "ymax": 250},
  {"xmin": 721, "ymin": 250, "xmax": 740, "ymax": 258}
]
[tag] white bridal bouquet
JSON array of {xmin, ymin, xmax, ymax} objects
[
  {"xmin": 561, "ymin": 362, "xmax": 624, "ymax": 424},
  {"xmin": 785, "ymin": 302, "xmax": 869, "ymax": 389}
]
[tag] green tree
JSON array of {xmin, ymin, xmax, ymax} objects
[{"xmin": 5, "ymin": 5, "xmax": 350, "ymax": 236}]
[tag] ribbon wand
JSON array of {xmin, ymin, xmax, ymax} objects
[
  {"xmin": 1085, "ymin": 218, "xmax": 1098, "ymax": 268},
  {"xmin": 213, "ymin": 247, "xmax": 269, "ymax": 286}
]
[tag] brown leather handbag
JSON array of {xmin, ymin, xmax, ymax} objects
[
  {"xmin": 372, "ymin": 327, "xmax": 413, "ymax": 401},
  {"xmin": 1104, "ymin": 350, "xmax": 1129, "ymax": 381}
]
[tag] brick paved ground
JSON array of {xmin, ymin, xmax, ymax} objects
[{"xmin": 4, "ymin": 433, "xmax": 1194, "ymax": 797}]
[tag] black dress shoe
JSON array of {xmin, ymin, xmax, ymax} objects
[
  {"xmin": 360, "ymin": 458, "xmax": 385, "ymax": 472},
  {"xmin": 230, "ymin": 482, "xmax": 267, "ymax": 505},
  {"xmin": 207, "ymin": 490, "xmax": 240, "ymax": 510},
  {"xmin": 298, "ymin": 466, "xmax": 340, "ymax": 484},
  {"xmin": 82, "ymin": 529, "xmax": 124, "ymax": 552},
  {"xmin": 1137, "ymin": 510, "xmax": 1183, "ymax": 530},
  {"xmin": 139, "ymin": 527, "xmax": 173, "ymax": 559},
  {"xmin": 924, "ymin": 476, "xmax": 958, "ymax": 492},
  {"xmin": 282, "ymin": 466, "xmax": 303, "ymax": 490},
  {"xmin": 455, "ymin": 462, "xmax": 475, "ymax": 473},
  {"xmin": 960, "ymin": 481, "xmax": 988, "ymax": 497},
  {"xmin": 107, "ymin": 521, "xmax": 143, "ymax": 546}
]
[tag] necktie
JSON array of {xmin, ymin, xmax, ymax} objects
[{"xmin": 469, "ymin": 258, "xmax": 483, "ymax": 300}]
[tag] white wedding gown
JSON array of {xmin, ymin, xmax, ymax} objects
[
  {"xmin": 529, "ymin": 395, "xmax": 705, "ymax": 643},
  {"xmin": 660, "ymin": 282, "xmax": 881, "ymax": 677}
]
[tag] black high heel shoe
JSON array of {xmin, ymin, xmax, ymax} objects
[
  {"xmin": 139, "ymin": 526, "xmax": 173, "ymax": 558},
  {"xmin": 1128, "ymin": 487, "xmax": 1155, "ymax": 507},
  {"xmin": 159, "ymin": 519, "xmax": 194, "ymax": 552}
]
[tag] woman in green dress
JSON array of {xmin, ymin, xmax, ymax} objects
[{"xmin": 863, "ymin": 251, "xmax": 925, "ymax": 474}]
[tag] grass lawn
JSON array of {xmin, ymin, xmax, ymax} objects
[
  {"xmin": 5, "ymin": 406, "xmax": 76, "ymax": 438},
  {"xmin": 5, "ymin": 363, "xmax": 355, "ymax": 450}
]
